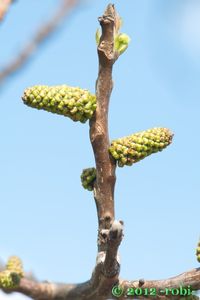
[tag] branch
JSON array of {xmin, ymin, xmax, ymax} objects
[
  {"xmin": 1, "ymin": 220, "xmax": 124, "ymax": 299},
  {"xmin": 0, "ymin": 0, "xmax": 13, "ymax": 21},
  {"xmin": 1, "ymin": 4, "xmax": 199, "ymax": 300},
  {"xmin": 102, "ymin": 220, "xmax": 123, "ymax": 277},
  {"xmin": 2, "ymin": 267, "xmax": 199, "ymax": 300},
  {"xmin": 0, "ymin": 0, "xmax": 79, "ymax": 84},
  {"xmin": 89, "ymin": 3, "xmax": 119, "ymax": 252},
  {"xmin": 116, "ymin": 267, "xmax": 200, "ymax": 300}
]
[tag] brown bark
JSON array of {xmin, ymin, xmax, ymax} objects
[
  {"xmin": 3, "ymin": 267, "xmax": 199, "ymax": 299},
  {"xmin": 89, "ymin": 3, "xmax": 118, "ymax": 252}
]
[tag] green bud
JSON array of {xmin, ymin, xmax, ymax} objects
[
  {"xmin": 81, "ymin": 168, "xmax": 96, "ymax": 191},
  {"xmin": 95, "ymin": 28, "xmax": 101, "ymax": 45},
  {"xmin": 114, "ymin": 33, "xmax": 131, "ymax": 55}
]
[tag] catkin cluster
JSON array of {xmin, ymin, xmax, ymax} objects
[
  {"xmin": 0, "ymin": 256, "xmax": 24, "ymax": 288},
  {"xmin": 0, "ymin": 271, "xmax": 20, "ymax": 289},
  {"xmin": 22, "ymin": 85, "xmax": 96, "ymax": 123},
  {"xmin": 6, "ymin": 256, "xmax": 24, "ymax": 278},
  {"xmin": 81, "ymin": 168, "xmax": 96, "ymax": 191},
  {"xmin": 109, "ymin": 127, "xmax": 173, "ymax": 167}
]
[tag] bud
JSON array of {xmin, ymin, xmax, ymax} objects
[
  {"xmin": 95, "ymin": 28, "xmax": 101, "ymax": 45},
  {"xmin": 81, "ymin": 168, "xmax": 96, "ymax": 191},
  {"xmin": 114, "ymin": 33, "xmax": 131, "ymax": 55},
  {"xmin": 95, "ymin": 15, "xmax": 130, "ymax": 56}
]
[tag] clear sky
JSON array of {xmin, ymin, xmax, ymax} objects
[{"xmin": 0, "ymin": 0, "xmax": 200, "ymax": 299}]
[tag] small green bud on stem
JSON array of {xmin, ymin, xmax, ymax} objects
[{"xmin": 81, "ymin": 168, "xmax": 96, "ymax": 191}]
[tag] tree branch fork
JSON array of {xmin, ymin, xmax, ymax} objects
[{"xmin": 1, "ymin": 3, "xmax": 199, "ymax": 300}]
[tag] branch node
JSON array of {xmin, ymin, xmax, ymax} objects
[
  {"xmin": 100, "ymin": 229, "xmax": 109, "ymax": 240},
  {"xmin": 139, "ymin": 278, "xmax": 145, "ymax": 286},
  {"xmin": 109, "ymin": 220, "xmax": 124, "ymax": 240},
  {"xmin": 96, "ymin": 252, "xmax": 106, "ymax": 266}
]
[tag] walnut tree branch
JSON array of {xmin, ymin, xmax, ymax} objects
[
  {"xmin": 117, "ymin": 267, "xmax": 200, "ymax": 300},
  {"xmin": 0, "ymin": 0, "xmax": 79, "ymax": 84},
  {"xmin": 3, "ymin": 267, "xmax": 199, "ymax": 300},
  {"xmin": 89, "ymin": 3, "xmax": 119, "ymax": 252},
  {"xmin": 0, "ymin": 0, "xmax": 13, "ymax": 21},
  {"xmin": 1, "ymin": 4, "xmax": 199, "ymax": 300}
]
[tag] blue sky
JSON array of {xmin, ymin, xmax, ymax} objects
[{"xmin": 0, "ymin": 0, "xmax": 199, "ymax": 299}]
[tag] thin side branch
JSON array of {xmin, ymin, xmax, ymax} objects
[
  {"xmin": 0, "ymin": 0, "xmax": 13, "ymax": 21},
  {"xmin": 4, "ymin": 278, "xmax": 54, "ymax": 300},
  {"xmin": 0, "ymin": 0, "xmax": 79, "ymax": 83},
  {"xmin": 103, "ymin": 220, "xmax": 123, "ymax": 277},
  {"xmin": 117, "ymin": 267, "xmax": 200, "ymax": 300}
]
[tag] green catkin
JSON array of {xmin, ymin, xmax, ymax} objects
[
  {"xmin": 22, "ymin": 85, "xmax": 97, "ymax": 123},
  {"xmin": 6, "ymin": 256, "xmax": 24, "ymax": 278},
  {"xmin": 0, "ymin": 256, "xmax": 24, "ymax": 288},
  {"xmin": 0, "ymin": 270, "xmax": 20, "ymax": 288},
  {"xmin": 196, "ymin": 241, "xmax": 200, "ymax": 263},
  {"xmin": 109, "ymin": 127, "xmax": 173, "ymax": 167},
  {"xmin": 81, "ymin": 168, "xmax": 96, "ymax": 191}
]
